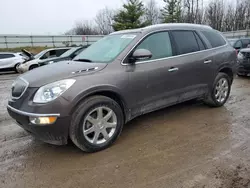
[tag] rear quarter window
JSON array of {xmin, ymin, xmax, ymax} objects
[
  {"xmin": 201, "ymin": 30, "xmax": 226, "ymax": 48},
  {"xmin": 0, "ymin": 54, "xmax": 15, "ymax": 59}
]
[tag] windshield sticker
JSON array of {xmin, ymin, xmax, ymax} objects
[{"xmin": 121, "ymin": 35, "xmax": 136, "ymax": 39}]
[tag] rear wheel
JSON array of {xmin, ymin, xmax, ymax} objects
[
  {"xmin": 204, "ymin": 73, "xmax": 231, "ymax": 107},
  {"xmin": 69, "ymin": 96, "xmax": 124, "ymax": 152},
  {"xmin": 29, "ymin": 64, "xmax": 38, "ymax": 70}
]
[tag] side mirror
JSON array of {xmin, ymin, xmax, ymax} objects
[{"xmin": 130, "ymin": 49, "xmax": 152, "ymax": 63}]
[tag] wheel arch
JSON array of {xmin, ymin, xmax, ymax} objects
[
  {"xmin": 70, "ymin": 88, "xmax": 129, "ymax": 123},
  {"xmin": 218, "ymin": 67, "xmax": 234, "ymax": 84}
]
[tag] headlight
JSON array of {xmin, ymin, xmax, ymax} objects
[
  {"xmin": 48, "ymin": 61, "xmax": 54, "ymax": 64},
  {"xmin": 33, "ymin": 79, "xmax": 75, "ymax": 103}
]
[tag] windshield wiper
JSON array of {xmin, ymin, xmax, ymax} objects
[{"xmin": 74, "ymin": 58, "xmax": 92, "ymax": 62}]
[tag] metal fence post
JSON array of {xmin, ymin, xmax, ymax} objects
[
  {"xmin": 4, "ymin": 36, "xmax": 8, "ymax": 48},
  {"xmin": 30, "ymin": 35, "xmax": 34, "ymax": 47},
  {"xmin": 52, "ymin": 36, "xmax": 55, "ymax": 47}
]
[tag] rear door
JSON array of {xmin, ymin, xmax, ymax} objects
[
  {"xmin": 0, "ymin": 54, "xmax": 15, "ymax": 68},
  {"xmin": 170, "ymin": 30, "xmax": 211, "ymax": 102}
]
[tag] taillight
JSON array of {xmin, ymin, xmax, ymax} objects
[{"xmin": 235, "ymin": 49, "xmax": 238, "ymax": 56}]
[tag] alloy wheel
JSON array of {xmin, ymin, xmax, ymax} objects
[
  {"xmin": 215, "ymin": 78, "xmax": 229, "ymax": 103},
  {"xmin": 83, "ymin": 106, "xmax": 117, "ymax": 145}
]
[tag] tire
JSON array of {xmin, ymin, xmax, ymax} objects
[
  {"xmin": 14, "ymin": 63, "xmax": 20, "ymax": 73},
  {"xmin": 29, "ymin": 65, "xmax": 38, "ymax": 70},
  {"xmin": 204, "ymin": 72, "xmax": 231, "ymax": 107},
  {"xmin": 69, "ymin": 96, "xmax": 124, "ymax": 152}
]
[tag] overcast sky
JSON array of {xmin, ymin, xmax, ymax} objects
[{"xmin": 0, "ymin": 0, "xmax": 231, "ymax": 35}]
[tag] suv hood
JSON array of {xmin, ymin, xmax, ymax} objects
[
  {"xmin": 20, "ymin": 60, "xmax": 107, "ymax": 87},
  {"xmin": 240, "ymin": 48, "xmax": 250, "ymax": 53}
]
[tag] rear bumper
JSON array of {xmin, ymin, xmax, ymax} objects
[{"xmin": 7, "ymin": 105, "xmax": 70, "ymax": 145}]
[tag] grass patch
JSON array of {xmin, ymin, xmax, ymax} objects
[{"xmin": 0, "ymin": 46, "xmax": 51, "ymax": 54}]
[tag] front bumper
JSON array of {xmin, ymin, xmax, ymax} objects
[
  {"xmin": 7, "ymin": 105, "xmax": 71, "ymax": 145},
  {"xmin": 17, "ymin": 64, "xmax": 29, "ymax": 73}
]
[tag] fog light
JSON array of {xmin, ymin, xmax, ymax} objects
[{"xmin": 29, "ymin": 117, "xmax": 57, "ymax": 125}]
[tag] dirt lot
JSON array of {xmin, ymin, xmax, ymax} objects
[{"xmin": 1, "ymin": 73, "xmax": 250, "ymax": 188}]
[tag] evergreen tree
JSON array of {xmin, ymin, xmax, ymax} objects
[
  {"xmin": 161, "ymin": 0, "xmax": 182, "ymax": 23},
  {"xmin": 112, "ymin": 0, "xmax": 149, "ymax": 31}
]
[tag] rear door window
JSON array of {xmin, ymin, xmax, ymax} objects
[
  {"xmin": 0, "ymin": 54, "xmax": 15, "ymax": 59},
  {"xmin": 194, "ymin": 32, "xmax": 206, "ymax": 50},
  {"xmin": 242, "ymin": 39, "xmax": 250, "ymax": 48},
  {"xmin": 135, "ymin": 31, "xmax": 173, "ymax": 61},
  {"xmin": 201, "ymin": 30, "xmax": 226, "ymax": 48},
  {"xmin": 56, "ymin": 49, "xmax": 68, "ymax": 56},
  {"xmin": 171, "ymin": 31, "xmax": 200, "ymax": 55}
]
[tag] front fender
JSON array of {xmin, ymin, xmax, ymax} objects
[{"xmin": 68, "ymin": 85, "xmax": 128, "ymax": 115}]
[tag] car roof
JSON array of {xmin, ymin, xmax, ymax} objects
[
  {"xmin": 0, "ymin": 52, "xmax": 16, "ymax": 54},
  {"xmin": 111, "ymin": 23, "xmax": 213, "ymax": 35}
]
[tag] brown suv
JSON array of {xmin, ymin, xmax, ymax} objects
[{"xmin": 7, "ymin": 24, "xmax": 237, "ymax": 152}]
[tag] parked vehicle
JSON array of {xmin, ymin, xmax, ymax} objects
[
  {"xmin": 39, "ymin": 45, "xmax": 90, "ymax": 67},
  {"xmin": 7, "ymin": 24, "xmax": 237, "ymax": 153},
  {"xmin": 17, "ymin": 47, "xmax": 71, "ymax": 73},
  {"xmin": 237, "ymin": 48, "xmax": 250, "ymax": 76},
  {"xmin": 0, "ymin": 52, "xmax": 27, "ymax": 72},
  {"xmin": 228, "ymin": 38, "xmax": 250, "ymax": 52}
]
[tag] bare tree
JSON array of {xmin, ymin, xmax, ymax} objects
[
  {"xmin": 69, "ymin": 21, "xmax": 100, "ymax": 35},
  {"xmin": 182, "ymin": 0, "xmax": 203, "ymax": 23},
  {"xmin": 95, "ymin": 7, "xmax": 115, "ymax": 35},
  {"xmin": 205, "ymin": 0, "xmax": 224, "ymax": 31},
  {"xmin": 145, "ymin": 0, "xmax": 160, "ymax": 25}
]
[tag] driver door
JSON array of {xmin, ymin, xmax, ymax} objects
[{"xmin": 125, "ymin": 31, "xmax": 181, "ymax": 117}]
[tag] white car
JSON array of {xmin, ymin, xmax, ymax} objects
[
  {"xmin": 17, "ymin": 47, "xmax": 71, "ymax": 73},
  {"xmin": 0, "ymin": 52, "xmax": 27, "ymax": 72}
]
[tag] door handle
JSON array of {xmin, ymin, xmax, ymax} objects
[
  {"xmin": 204, "ymin": 60, "xmax": 212, "ymax": 64},
  {"xmin": 168, "ymin": 67, "xmax": 179, "ymax": 72}
]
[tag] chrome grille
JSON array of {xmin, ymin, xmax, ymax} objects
[{"xmin": 11, "ymin": 78, "xmax": 29, "ymax": 99}]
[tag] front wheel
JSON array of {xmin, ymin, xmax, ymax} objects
[
  {"xmin": 29, "ymin": 64, "xmax": 38, "ymax": 70},
  {"xmin": 204, "ymin": 73, "xmax": 231, "ymax": 107},
  {"xmin": 69, "ymin": 96, "xmax": 124, "ymax": 152}
]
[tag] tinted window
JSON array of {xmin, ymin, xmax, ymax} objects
[
  {"xmin": 0, "ymin": 54, "xmax": 15, "ymax": 59},
  {"xmin": 135, "ymin": 31, "xmax": 172, "ymax": 61},
  {"xmin": 172, "ymin": 31, "xmax": 199, "ymax": 55},
  {"xmin": 242, "ymin": 39, "xmax": 250, "ymax": 48},
  {"xmin": 201, "ymin": 30, "xmax": 226, "ymax": 48},
  {"xmin": 56, "ymin": 49, "xmax": 68, "ymax": 56},
  {"xmin": 194, "ymin": 32, "xmax": 206, "ymax": 50},
  {"xmin": 235, "ymin": 40, "xmax": 242, "ymax": 49}
]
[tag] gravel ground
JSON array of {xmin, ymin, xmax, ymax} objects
[{"xmin": 1, "ymin": 73, "xmax": 250, "ymax": 188}]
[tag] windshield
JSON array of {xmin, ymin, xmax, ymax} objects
[
  {"xmin": 60, "ymin": 47, "xmax": 78, "ymax": 57},
  {"xmin": 228, "ymin": 39, "xmax": 237, "ymax": 46},
  {"xmin": 74, "ymin": 33, "xmax": 138, "ymax": 63},
  {"xmin": 34, "ymin": 50, "xmax": 46, "ymax": 59}
]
